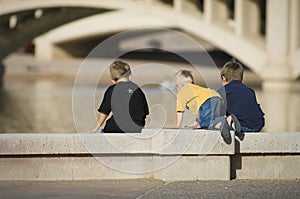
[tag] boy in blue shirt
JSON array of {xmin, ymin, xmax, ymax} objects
[{"xmin": 216, "ymin": 59, "xmax": 265, "ymax": 136}]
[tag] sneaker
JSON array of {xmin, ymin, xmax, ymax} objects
[
  {"xmin": 231, "ymin": 114, "xmax": 241, "ymax": 133},
  {"xmin": 220, "ymin": 120, "xmax": 231, "ymax": 140}
]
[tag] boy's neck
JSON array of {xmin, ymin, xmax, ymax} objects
[
  {"xmin": 223, "ymin": 80, "xmax": 242, "ymax": 86},
  {"xmin": 116, "ymin": 77, "xmax": 129, "ymax": 83},
  {"xmin": 176, "ymin": 82, "xmax": 188, "ymax": 90}
]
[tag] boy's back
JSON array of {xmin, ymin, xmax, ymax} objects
[
  {"xmin": 89, "ymin": 60, "xmax": 149, "ymax": 133},
  {"xmin": 99, "ymin": 81, "xmax": 149, "ymax": 133},
  {"xmin": 177, "ymin": 82, "xmax": 220, "ymax": 115},
  {"xmin": 219, "ymin": 59, "xmax": 265, "ymax": 132},
  {"xmin": 219, "ymin": 81, "xmax": 265, "ymax": 131}
]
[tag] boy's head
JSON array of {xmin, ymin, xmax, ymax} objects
[
  {"xmin": 220, "ymin": 59, "xmax": 244, "ymax": 83},
  {"xmin": 175, "ymin": 70, "xmax": 194, "ymax": 89},
  {"xmin": 109, "ymin": 60, "xmax": 132, "ymax": 82}
]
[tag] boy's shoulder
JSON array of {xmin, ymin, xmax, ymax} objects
[
  {"xmin": 105, "ymin": 83, "xmax": 116, "ymax": 92},
  {"xmin": 186, "ymin": 82, "xmax": 210, "ymax": 91},
  {"xmin": 114, "ymin": 81, "xmax": 145, "ymax": 95},
  {"xmin": 116, "ymin": 81, "xmax": 140, "ymax": 89},
  {"xmin": 225, "ymin": 81, "xmax": 255, "ymax": 93},
  {"xmin": 106, "ymin": 81, "xmax": 138, "ymax": 90},
  {"xmin": 226, "ymin": 81, "xmax": 245, "ymax": 88}
]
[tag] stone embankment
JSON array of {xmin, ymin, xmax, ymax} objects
[{"xmin": 0, "ymin": 129, "xmax": 299, "ymax": 181}]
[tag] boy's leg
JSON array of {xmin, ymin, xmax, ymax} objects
[
  {"xmin": 199, "ymin": 97, "xmax": 224, "ymax": 129},
  {"xmin": 211, "ymin": 97, "xmax": 222, "ymax": 119},
  {"xmin": 226, "ymin": 114, "xmax": 241, "ymax": 133},
  {"xmin": 220, "ymin": 119, "xmax": 231, "ymax": 140},
  {"xmin": 198, "ymin": 98, "xmax": 213, "ymax": 129},
  {"xmin": 207, "ymin": 97, "xmax": 223, "ymax": 129},
  {"xmin": 209, "ymin": 116, "xmax": 226, "ymax": 130}
]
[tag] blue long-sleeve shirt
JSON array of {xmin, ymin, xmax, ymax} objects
[{"xmin": 218, "ymin": 81, "xmax": 265, "ymax": 130}]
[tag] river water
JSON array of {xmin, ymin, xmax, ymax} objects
[
  {"xmin": 1, "ymin": 73, "xmax": 300, "ymax": 133},
  {"xmin": 0, "ymin": 75, "xmax": 186, "ymax": 133},
  {"xmin": 0, "ymin": 54, "xmax": 300, "ymax": 133}
]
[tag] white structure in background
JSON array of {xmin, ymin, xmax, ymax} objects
[
  {"xmin": 1, "ymin": 0, "xmax": 300, "ymax": 132},
  {"xmin": 9, "ymin": 15, "xmax": 17, "ymax": 29},
  {"xmin": 1, "ymin": 0, "xmax": 299, "ymax": 90}
]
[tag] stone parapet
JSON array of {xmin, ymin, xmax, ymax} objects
[
  {"xmin": 232, "ymin": 132, "xmax": 300, "ymax": 180},
  {"xmin": 0, "ymin": 129, "xmax": 233, "ymax": 181},
  {"xmin": 236, "ymin": 132, "xmax": 300, "ymax": 153},
  {"xmin": 0, "ymin": 129, "xmax": 233, "ymax": 155},
  {"xmin": 0, "ymin": 130, "xmax": 299, "ymax": 181}
]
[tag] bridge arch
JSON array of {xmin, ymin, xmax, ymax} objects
[{"xmin": 2, "ymin": 0, "xmax": 300, "ymax": 87}]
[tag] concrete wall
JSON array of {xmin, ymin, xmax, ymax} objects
[
  {"xmin": 0, "ymin": 130, "xmax": 299, "ymax": 181},
  {"xmin": 232, "ymin": 132, "xmax": 300, "ymax": 180}
]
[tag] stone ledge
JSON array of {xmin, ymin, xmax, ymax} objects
[
  {"xmin": 236, "ymin": 132, "xmax": 300, "ymax": 153},
  {"xmin": 0, "ymin": 129, "xmax": 234, "ymax": 155},
  {"xmin": 0, "ymin": 129, "xmax": 233, "ymax": 181},
  {"xmin": 232, "ymin": 132, "xmax": 300, "ymax": 180},
  {"xmin": 0, "ymin": 155, "xmax": 231, "ymax": 181},
  {"xmin": 232, "ymin": 155, "xmax": 300, "ymax": 180},
  {"xmin": 1, "ymin": 131, "xmax": 300, "ymax": 181}
]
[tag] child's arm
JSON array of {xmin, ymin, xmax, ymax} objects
[
  {"xmin": 176, "ymin": 111, "xmax": 184, "ymax": 128},
  {"xmin": 89, "ymin": 112, "xmax": 108, "ymax": 133}
]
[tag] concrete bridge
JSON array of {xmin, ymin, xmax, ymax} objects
[{"xmin": 1, "ymin": 0, "xmax": 300, "ymax": 89}]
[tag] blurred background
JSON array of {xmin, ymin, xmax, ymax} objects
[{"xmin": 0, "ymin": 0, "xmax": 299, "ymax": 133}]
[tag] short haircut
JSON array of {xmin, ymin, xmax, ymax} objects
[
  {"xmin": 109, "ymin": 60, "xmax": 132, "ymax": 81},
  {"xmin": 175, "ymin": 70, "xmax": 194, "ymax": 87},
  {"xmin": 220, "ymin": 59, "xmax": 244, "ymax": 82}
]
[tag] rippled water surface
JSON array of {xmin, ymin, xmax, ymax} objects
[{"xmin": 1, "ymin": 75, "xmax": 300, "ymax": 133}]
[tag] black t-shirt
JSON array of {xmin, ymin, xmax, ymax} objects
[
  {"xmin": 98, "ymin": 81, "xmax": 149, "ymax": 133},
  {"xmin": 217, "ymin": 81, "xmax": 265, "ymax": 130}
]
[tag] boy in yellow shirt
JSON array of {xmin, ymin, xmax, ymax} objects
[{"xmin": 175, "ymin": 70, "xmax": 230, "ymax": 139}]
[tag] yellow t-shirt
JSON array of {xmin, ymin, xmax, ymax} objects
[{"xmin": 176, "ymin": 83, "xmax": 220, "ymax": 118}]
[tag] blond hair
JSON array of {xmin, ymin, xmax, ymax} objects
[
  {"xmin": 109, "ymin": 60, "xmax": 132, "ymax": 81},
  {"xmin": 175, "ymin": 70, "xmax": 194, "ymax": 88},
  {"xmin": 220, "ymin": 58, "xmax": 244, "ymax": 82}
]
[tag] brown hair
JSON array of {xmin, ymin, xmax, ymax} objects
[
  {"xmin": 109, "ymin": 60, "xmax": 132, "ymax": 81},
  {"xmin": 175, "ymin": 70, "xmax": 194, "ymax": 88},
  {"xmin": 220, "ymin": 59, "xmax": 244, "ymax": 82}
]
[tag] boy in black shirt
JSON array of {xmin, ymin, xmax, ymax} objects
[{"xmin": 89, "ymin": 60, "xmax": 149, "ymax": 133}]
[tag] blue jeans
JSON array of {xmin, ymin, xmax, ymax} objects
[{"xmin": 198, "ymin": 97, "xmax": 223, "ymax": 129}]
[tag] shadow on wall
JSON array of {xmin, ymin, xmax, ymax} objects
[{"xmin": 0, "ymin": 62, "xmax": 4, "ymax": 87}]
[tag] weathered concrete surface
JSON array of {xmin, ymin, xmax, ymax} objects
[
  {"xmin": 0, "ymin": 156, "xmax": 230, "ymax": 181},
  {"xmin": 0, "ymin": 130, "xmax": 234, "ymax": 181},
  {"xmin": 155, "ymin": 156, "xmax": 230, "ymax": 181},
  {"xmin": 232, "ymin": 155, "xmax": 300, "ymax": 180},
  {"xmin": 232, "ymin": 132, "xmax": 300, "ymax": 180},
  {"xmin": 236, "ymin": 132, "xmax": 300, "ymax": 153},
  {"xmin": 0, "ymin": 130, "xmax": 233, "ymax": 155},
  {"xmin": 0, "ymin": 130, "xmax": 300, "ymax": 181}
]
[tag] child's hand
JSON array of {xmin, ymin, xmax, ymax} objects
[
  {"xmin": 185, "ymin": 121, "xmax": 199, "ymax": 128},
  {"xmin": 86, "ymin": 127, "xmax": 99, "ymax": 133}
]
